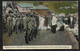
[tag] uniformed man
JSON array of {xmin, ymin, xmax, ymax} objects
[
  {"xmin": 24, "ymin": 13, "xmax": 33, "ymax": 44},
  {"xmin": 69, "ymin": 14, "xmax": 76, "ymax": 29},
  {"xmin": 23, "ymin": 15, "xmax": 28, "ymax": 31},
  {"xmin": 64, "ymin": 17, "xmax": 68, "ymax": 24},
  {"xmin": 7, "ymin": 11, "xmax": 13, "ymax": 36},
  {"xmin": 30, "ymin": 14, "xmax": 37, "ymax": 40},
  {"xmin": 56, "ymin": 17, "xmax": 64, "ymax": 31},
  {"xmin": 3, "ymin": 15, "xmax": 7, "ymax": 32},
  {"xmin": 70, "ymin": 14, "xmax": 74, "ymax": 25},
  {"xmin": 19, "ymin": 16, "xmax": 23, "ymax": 33},
  {"xmin": 27, "ymin": 13, "xmax": 34, "ymax": 41},
  {"xmin": 15, "ymin": 15, "xmax": 20, "ymax": 34},
  {"xmin": 51, "ymin": 13, "xmax": 57, "ymax": 33},
  {"xmin": 33, "ymin": 13, "xmax": 39, "ymax": 38},
  {"xmin": 23, "ymin": 15, "xmax": 29, "ymax": 44},
  {"xmin": 27, "ymin": 15, "xmax": 32, "ymax": 41}
]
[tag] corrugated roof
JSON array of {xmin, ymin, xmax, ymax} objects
[
  {"xmin": 18, "ymin": 3, "xmax": 34, "ymax": 7},
  {"xmin": 31, "ymin": 5, "xmax": 49, "ymax": 9}
]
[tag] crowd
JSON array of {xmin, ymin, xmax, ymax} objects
[{"xmin": 3, "ymin": 10, "xmax": 78, "ymax": 44}]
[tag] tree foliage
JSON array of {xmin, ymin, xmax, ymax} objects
[{"xmin": 43, "ymin": 1, "xmax": 78, "ymax": 14}]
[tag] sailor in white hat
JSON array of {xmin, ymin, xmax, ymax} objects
[
  {"xmin": 51, "ymin": 13, "xmax": 57, "ymax": 33},
  {"xmin": 70, "ymin": 14, "xmax": 74, "ymax": 25},
  {"xmin": 13, "ymin": 15, "xmax": 16, "ymax": 32}
]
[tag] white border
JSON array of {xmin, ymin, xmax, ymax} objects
[{"xmin": 3, "ymin": 45, "xmax": 72, "ymax": 49}]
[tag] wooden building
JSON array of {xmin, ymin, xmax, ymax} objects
[
  {"xmin": 17, "ymin": 3, "xmax": 34, "ymax": 14},
  {"xmin": 31, "ymin": 5, "xmax": 50, "ymax": 16}
]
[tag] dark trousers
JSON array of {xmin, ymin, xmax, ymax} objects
[
  {"xmin": 13, "ymin": 25, "xmax": 16, "ymax": 32},
  {"xmin": 33, "ymin": 28, "xmax": 37, "ymax": 38},
  {"xmin": 8, "ymin": 30, "xmax": 12, "ymax": 37},
  {"xmin": 15, "ymin": 25, "xmax": 18, "ymax": 34},
  {"xmin": 25, "ymin": 35, "xmax": 29, "ymax": 44},
  {"xmin": 19, "ymin": 24, "xmax": 23, "ymax": 33},
  {"xmin": 29, "ymin": 29, "xmax": 33, "ymax": 41},
  {"xmin": 25, "ymin": 30, "xmax": 29, "ymax": 44},
  {"xmin": 51, "ymin": 25, "xmax": 56, "ymax": 33}
]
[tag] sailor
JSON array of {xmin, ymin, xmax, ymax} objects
[
  {"xmin": 51, "ymin": 13, "xmax": 57, "ymax": 33},
  {"xmin": 13, "ymin": 15, "xmax": 16, "ymax": 32},
  {"xmin": 56, "ymin": 17, "xmax": 64, "ymax": 31},
  {"xmin": 70, "ymin": 14, "xmax": 74, "ymax": 25},
  {"xmin": 69, "ymin": 14, "xmax": 76, "ymax": 28},
  {"xmin": 64, "ymin": 17, "xmax": 68, "ymax": 24},
  {"xmin": 39, "ymin": 15, "xmax": 45, "ymax": 30}
]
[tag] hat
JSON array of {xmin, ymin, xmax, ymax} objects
[
  {"xmin": 52, "ymin": 13, "xmax": 55, "ymax": 16},
  {"xmin": 70, "ymin": 14, "xmax": 74, "ymax": 16}
]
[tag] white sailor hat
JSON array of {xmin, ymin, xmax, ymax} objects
[
  {"xmin": 52, "ymin": 13, "xmax": 55, "ymax": 16},
  {"xmin": 70, "ymin": 14, "xmax": 74, "ymax": 16}
]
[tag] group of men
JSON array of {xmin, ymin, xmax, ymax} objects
[
  {"xmin": 3, "ymin": 10, "xmax": 39, "ymax": 44},
  {"xmin": 51, "ymin": 13, "xmax": 78, "ymax": 37}
]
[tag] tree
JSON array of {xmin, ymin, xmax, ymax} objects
[{"xmin": 43, "ymin": 1, "xmax": 78, "ymax": 14}]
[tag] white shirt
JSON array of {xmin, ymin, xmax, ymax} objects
[
  {"xmin": 13, "ymin": 17, "xmax": 16, "ymax": 26},
  {"xmin": 52, "ymin": 16, "xmax": 57, "ymax": 25},
  {"xmin": 70, "ymin": 17, "xmax": 73, "ymax": 22}
]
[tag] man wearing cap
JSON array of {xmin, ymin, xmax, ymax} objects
[
  {"xmin": 51, "ymin": 13, "xmax": 57, "ymax": 33},
  {"xmin": 15, "ymin": 15, "xmax": 20, "ymax": 34},
  {"xmin": 7, "ymin": 11, "xmax": 13, "ymax": 36},
  {"xmin": 33, "ymin": 13, "xmax": 39, "ymax": 38},
  {"xmin": 19, "ymin": 16, "xmax": 23, "ymax": 33},
  {"xmin": 70, "ymin": 14, "xmax": 73, "ymax": 25},
  {"xmin": 28, "ymin": 13, "xmax": 35, "ymax": 41},
  {"xmin": 23, "ymin": 15, "xmax": 29, "ymax": 44},
  {"xmin": 70, "ymin": 14, "xmax": 76, "ymax": 25}
]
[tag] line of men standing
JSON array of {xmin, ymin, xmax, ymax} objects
[
  {"xmin": 24, "ymin": 12, "xmax": 39, "ymax": 44},
  {"xmin": 3, "ymin": 10, "xmax": 39, "ymax": 44}
]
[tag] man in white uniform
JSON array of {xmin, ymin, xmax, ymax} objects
[
  {"xmin": 51, "ymin": 13, "xmax": 57, "ymax": 33},
  {"xmin": 70, "ymin": 15, "xmax": 73, "ymax": 25},
  {"xmin": 13, "ymin": 16, "xmax": 16, "ymax": 32},
  {"xmin": 39, "ymin": 15, "xmax": 45, "ymax": 30}
]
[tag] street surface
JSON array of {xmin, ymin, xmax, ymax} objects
[{"xmin": 3, "ymin": 30, "xmax": 73, "ymax": 45}]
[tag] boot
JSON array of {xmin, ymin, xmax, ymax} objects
[{"xmin": 25, "ymin": 36, "xmax": 29, "ymax": 44}]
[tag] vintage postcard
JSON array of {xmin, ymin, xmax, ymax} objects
[{"xmin": 2, "ymin": 1, "xmax": 79, "ymax": 49}]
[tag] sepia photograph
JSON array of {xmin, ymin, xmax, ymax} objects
[{"xmin": 2, "ymin": 1, "xmax": 78, "ymax": 49}]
